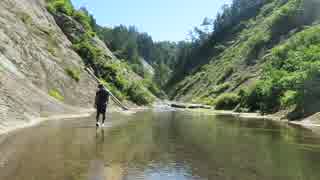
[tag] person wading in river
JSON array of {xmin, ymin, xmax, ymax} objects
[{"xmin": 95, "ymin": 84, "xmax": 110, "ymax": 127}]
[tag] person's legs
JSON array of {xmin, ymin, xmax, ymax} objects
[
  {"xmin": 102, "ymin": 104, "xmax": 107, "ymax": 124},
  {"xmin": 96, "ymin": 111, "xmax": 100, "ymax": 123},
  {"xmin": 102, "ymin": 112, "xmax": 106, "ymax": 124}
]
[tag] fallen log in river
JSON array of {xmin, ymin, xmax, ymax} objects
[{"xmin": 170, "ymin": 103, "xmax": 212, "ymax": 109}]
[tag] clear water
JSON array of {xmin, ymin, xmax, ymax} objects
[{"xmin": 1, "ymin": 109, "xmax": 320, "ymax": 180}]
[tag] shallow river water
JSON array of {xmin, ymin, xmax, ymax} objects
[{"xmin": 1, "ymin": 109, "xmax": 320, "ymax": 180}]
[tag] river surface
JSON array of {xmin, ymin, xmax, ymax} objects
[{"xmin": 1, "ymin": 109, "xmax": 320, "ymax": 180}]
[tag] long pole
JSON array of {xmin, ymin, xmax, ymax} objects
[{"xmin": 85, "ymin": 67, "xmax": 129, "ymax": 110}]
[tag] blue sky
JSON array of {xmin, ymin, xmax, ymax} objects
[{"xmin": 71, "ymin": 0, "xmax": 232, "ymax": 41}]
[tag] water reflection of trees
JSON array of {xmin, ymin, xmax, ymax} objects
[{"xmin": 170, "ymin": 112, "xmax": 320, "ymax": 180}]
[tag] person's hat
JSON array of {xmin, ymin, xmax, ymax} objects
[{"xmin": 98, "ymin": 84, "xmax": 104, "ymax": 89}]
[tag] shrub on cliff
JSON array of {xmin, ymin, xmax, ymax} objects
[
  {"xmin": 239, "ymin": 25, "xmax": 320, "ymax": 117},
  {"xmin": 49, "ymin": 89, "xmax": 64, "ymax": 101},
  {"xmin": 127, "ymin": 83, "xmax": 155, "ymax": 105},
  {"xmin": 214, "ymin": 93, "xmax": 240, "ymax": 110},
  {"xmin": 72, "ymin": 9, "xmax": 94, "ymax": 32},
  {"xmin": 65, "ymin": 68, "xmax": 80, "ymax": 82},
  {"xmin": 46, "ymin": 0, "xmax": 74, "ymax": 16}
]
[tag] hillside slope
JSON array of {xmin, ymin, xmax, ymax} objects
[
  {"xmin": 170, "ymin": 0, "xmax": 320, "ymax": 119},
  {"xmin": 47, "ymin": 0, "xmax": 158, "ymax": 105},
  {"xmin": 0, "ymin": 0, "xmax": 98, "ymax": 133},
  {"xmin": 0, "ymin": 0, "xmax": 158, "ymax": 134}
]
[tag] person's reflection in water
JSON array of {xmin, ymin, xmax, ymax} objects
[
  {"xmin": 96, "ymin": 128, "xmax": 105, "ymax": 154},
  {"xmin": 88, "ymin": 128, "xmax": 106, "ymax": 180}
]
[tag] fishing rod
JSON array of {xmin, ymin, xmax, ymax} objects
[{"xmin": 85, "ymin": 67, "xmax": 129, "ymax": 111}]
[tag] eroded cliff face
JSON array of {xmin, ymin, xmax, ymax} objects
[{"xmin": 0, "ymin": 0, "xmax": 97, "ymax": 133}]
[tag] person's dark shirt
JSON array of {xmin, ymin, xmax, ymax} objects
[{"xmin": 95, "ymin": 88, "xmax": 110, "ymax": 106}]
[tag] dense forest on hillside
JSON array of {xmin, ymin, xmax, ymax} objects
[{"xmin": 95, "ymin": 25, "xmax": 178, "ymax": 87}]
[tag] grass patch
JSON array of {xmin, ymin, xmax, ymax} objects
[
  {"xmin": 200, "ymin": 82, "xmax": 231, "ymax": 100},
  {"xmin": 65, "ymin": 68, "xmax": 80, "ymax": 82},
  {"xmin": 217, "ymin": 67, "xmax": 234, "ymax": 84},
  {"xmin": 212, "ymin": 83, "xmax": 231, "ymax": 95},
  {"xmin": 49, "ymin": 89, "xmax": 64, "ymax": 101}
]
